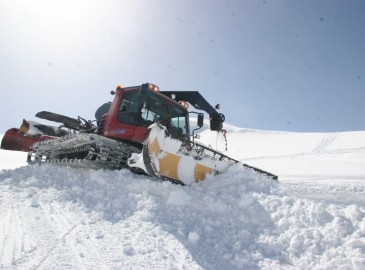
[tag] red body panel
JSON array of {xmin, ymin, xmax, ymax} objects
[{"xmin": 1, "ymin": 128, "xmax": 55, "ymax": 152}]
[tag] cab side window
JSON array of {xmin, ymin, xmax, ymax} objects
[{"xmin": 117, "ymin": 91, "xmax": 139, "ymax": 125}]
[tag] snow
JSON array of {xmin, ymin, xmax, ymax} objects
[
  {"xmin": 0, "ymin": 135, "xmax": 28, "ymax": 170},
  {"xmin": 1, "ymin": 127, "xmax": 365, "ymax": 269},
  {"xmin": 197, "ymin": 125, "xmax": 365, "ymax": 182}
]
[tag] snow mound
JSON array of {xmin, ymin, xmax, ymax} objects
[{"xmin": 1, "ymin": 163, "xmax": 365, "ymax": 269}]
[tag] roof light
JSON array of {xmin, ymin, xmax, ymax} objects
[
  {"xmin": 116, "ymin": 84, "xmax": 123, "ymax": 89},
  {"xmin": 148, "ymin": 83, "xmax": 159, "ymax": 92},
  {"xmin": 178, "ymin": 101, "xmax": 189, "ymax": 109}
]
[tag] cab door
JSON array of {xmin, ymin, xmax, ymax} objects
[{"xmin": 105, "ymin": 89, "xmax": 140, "ymax": 141}]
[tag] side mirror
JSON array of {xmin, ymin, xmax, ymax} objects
[
  {"xmin": 197, "ymin": 113, "xmax": 204, "ymax": 128},
  {"xmin": 210, "ymin": 113, "xmax": 225, "ymax": 131},
  {"xmin": 190, "ymin": 112, "xmax": 205, "ymax": 144}
]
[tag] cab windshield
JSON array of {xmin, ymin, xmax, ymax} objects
[{"xmin": 141, "ymin": 91, "xmax": 189, "ymax": 138}]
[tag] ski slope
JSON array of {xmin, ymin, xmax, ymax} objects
[
  {"xmin": 1, "ymin": 127, "xmax": 365, "ymax": 270},
  {"xmin": 198, "ymin": 125, "xmax": 365, "ymax": 182}
]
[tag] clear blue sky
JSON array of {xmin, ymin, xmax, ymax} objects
[{"xmin": 1, "ymin": 0, "xmax": 364, "ymax": 133}]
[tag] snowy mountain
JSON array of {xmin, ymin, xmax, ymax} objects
[{"xmin": 1, "ymin": 127, "xmax": 365, "ymax": 269}]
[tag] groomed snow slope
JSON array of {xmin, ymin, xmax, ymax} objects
[
  {"xmin": 198, "ymin": 125, "xmax": 365, "ymax": 182},
  {"xmin": 1, "ymin": 128, "xmax": 365, "ymax": 270}
]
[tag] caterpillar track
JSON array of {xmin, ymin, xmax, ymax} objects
[{"xmin": 27, "ymin": 133, "xmax": 141, "ymax": 170}]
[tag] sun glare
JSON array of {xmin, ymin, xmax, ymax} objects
[{"xmin": 10, "ymin": 0, "xmax": 103, "ymax": 53}]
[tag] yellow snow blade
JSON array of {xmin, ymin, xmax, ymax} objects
[
  {"xmin": 158, "ymin": 152, "xmax": 181, "ymax": 181},
  {"xmin": 142, "ymin": 124, "xmax": 232, "ymax": 185},
  {"xmin": 194, "ymin": 163, "xmax": 214, "ymax": 182}
]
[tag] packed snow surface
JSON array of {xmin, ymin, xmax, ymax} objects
[{"xmin": 1, "ymin": 126, "xmax": 365, "ymax": 269}]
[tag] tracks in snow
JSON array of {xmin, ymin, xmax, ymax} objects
[
  {"xmin": 0, "ymin": 202, "xmax": 31, "ymax": 268},
  {"xmin": 0, "ymin": 185, "xmax": 107, "ymax": 269},
  {"xmin": 246, "ymin": 132, "xmax": 365, "ymax": 161},
  {"xmin": 312, "ymin": 133, "xmax": 337, "ymax": 154}
]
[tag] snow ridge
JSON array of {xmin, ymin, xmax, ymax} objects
[{"xmin": 1, "ymin": 163, "xmax": 365, "ymax": 269}]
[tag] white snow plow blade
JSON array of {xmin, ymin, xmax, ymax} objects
[{"xmin": 136, "ymin": 124, "xmax": 234, "ymax": 185}]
